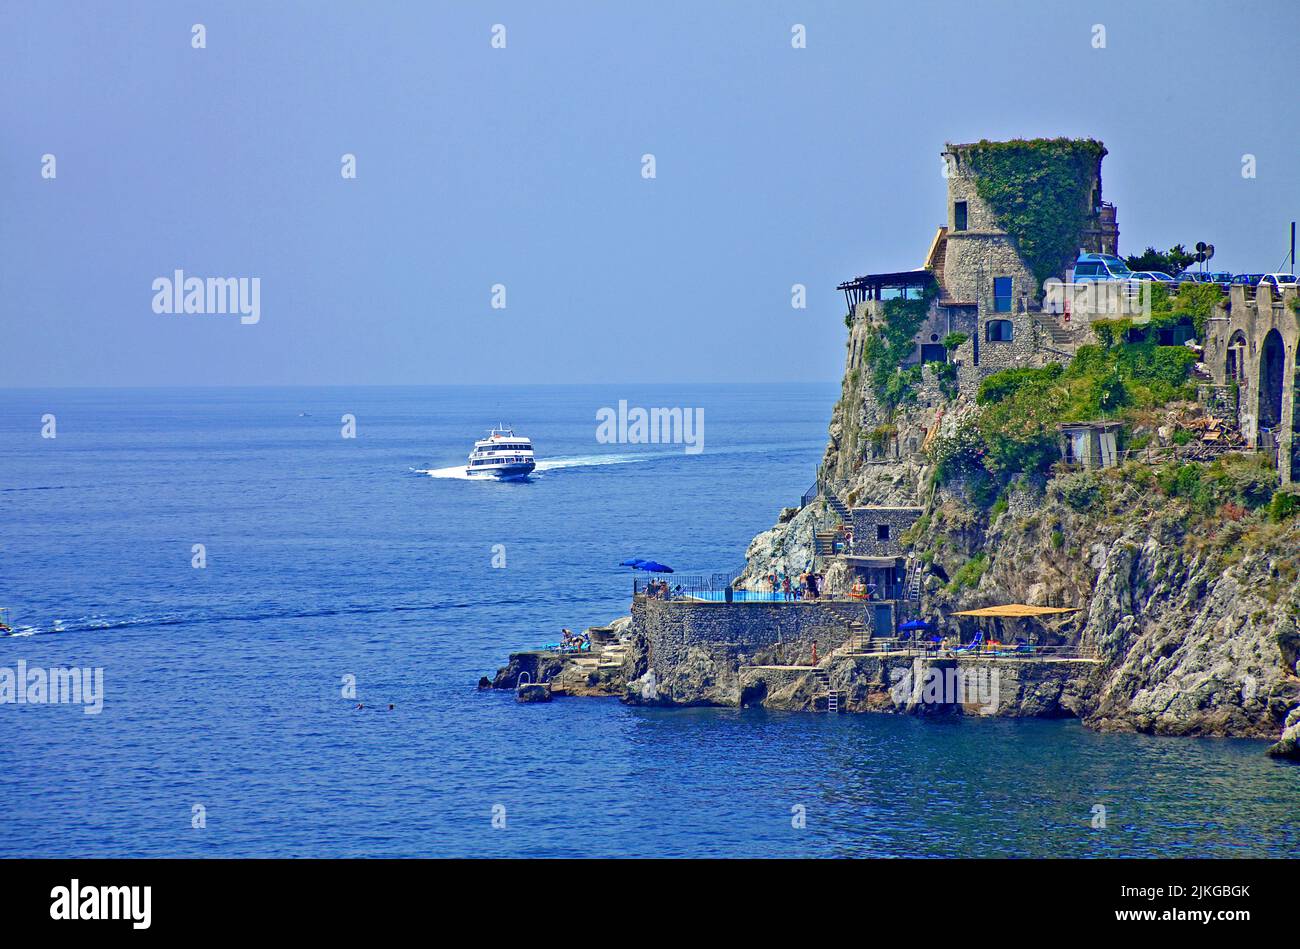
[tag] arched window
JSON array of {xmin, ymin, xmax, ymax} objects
[
  {"xmin": 986, "ymin": 319, "xmax": 1014, "ymax": 342},
  {"xmin": 1225, "ymin": 330, "xmax": 1248, "ymax": 384}
]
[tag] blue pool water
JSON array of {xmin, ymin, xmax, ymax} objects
[{"xmin": 1, "ymin": 384, "xmax": 1298, "ymax": 857}]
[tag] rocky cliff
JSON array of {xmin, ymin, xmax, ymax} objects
[
  {"xmin": 487, "ymin": 311, "xmax": 1300, "ymax": 759},
  {"xmin": 728, "ymin": 311, "xmax": 1300, "ymax": 754}
]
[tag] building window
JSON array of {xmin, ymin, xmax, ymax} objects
[
  {"xmin": 953, "ymin": 201, "xmax": 968, "ymax": 232},
  {"xmin": 877, "ymin": 524, "xmax": 890, "ymax": 542},
  {"xmin": 993, "ymin": 276, "xmax": 1013, "ymax": 312},
  {"xmin": 986, "ymin": 319, "xmax": 1014, "ymax": 342}
]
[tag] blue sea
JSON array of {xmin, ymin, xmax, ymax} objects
[{"xmin": 1, "ymin": 384, "xmax": 1297, "ymax": 858}]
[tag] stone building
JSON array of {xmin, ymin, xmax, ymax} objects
[
  {"xmin": 837, "ymin": 138, "xmax": 1120, "ymax": 403},
  {"xmin": 1204, "ymin": 284, "xmax": 1300, "ymax": 483},
  {"xmin": 850, "ymin": 506, "xmax": 924, "ymax": 557},
  {"xmin": 832, "ymin": 505, "xmax": 924, "ymax": 601}
]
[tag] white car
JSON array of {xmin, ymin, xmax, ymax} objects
[{"xmin": 1259, "ymin": 273, "xmax": 1298, "ymax": 293}]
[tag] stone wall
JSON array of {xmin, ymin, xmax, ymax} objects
[
  {"xmin": 974, "ymin": 309, "xmax": 1039, "ymax": 375},
  {"xmin": 1204, "ymin": 286, "xmax": 1300, "ymax": 483},
  {"xmin": 632, "ymin": 595, "xmax": 874, "ymax": 704},
  {"xmin": 850, "ymin": 506, "xmax": 923, "ymax": 557}
]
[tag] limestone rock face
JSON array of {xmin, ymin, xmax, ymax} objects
[
  {"xmin": 734, "ymin": 501, "xmax": 833, "ymax": 590},
  {"xmin": 919, "ymin": 473, "xmax": 1300, "ymax": 744},
  {"xmin": 515, "ymin": 682, "xmax": 552, "ymax": 703},
  {"xmin": 719, "ymin": 303, "xmax": 1300, "ymax": 751}
]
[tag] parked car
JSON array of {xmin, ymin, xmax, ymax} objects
[
  {"xmin": 1174, "ymin": 271, "xmax": 1210, "ymax": 283},
  {"xmin": 1260, "ymin": 273, "xmax": 1299, "ymax": 293},
  {"xmin": 1072, "ymin": 253, "xmax": 1133, "ymax": 282},
  {"xmin": 1206, "ymin": 271, "xmax": 1234, "ymax": 287},
  {"xmin": 1130, "ymin": 271, "xmax": 1178, "ymax": 283},
  {"xmin": 1231, "ymin": 273, "xmax": 1267, "ymax": 286}
]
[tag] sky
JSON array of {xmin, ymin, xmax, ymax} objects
[{"xmin": 2, "ymin": 0, "xmax": 1297, "ymax": 387}]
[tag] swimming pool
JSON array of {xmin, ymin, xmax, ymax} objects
[{"xmin": 681, "ymin": 590, "xmax": 803, "ymax": 602}]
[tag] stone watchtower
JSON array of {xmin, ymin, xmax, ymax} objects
[
  {"xmin": 935, "ymin": 139, "xmax": 1117, "ymax": 376},
  {"xmin": 940, "ymin": 141, "xmax": 1116, "ymax": 305}
]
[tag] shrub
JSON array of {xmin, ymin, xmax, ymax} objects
[
  {"xmin": 1055, "ymin": 471, "xmax": 1103, "ymax": 511},
  {"xmin": 949, "ymin": 552, "xmax": 989, "ymax": 592},
  {"xmin": 930, "ymin": 415, "xmax": 986, "ymax": 481},
  {"xmin": 933, "ymin": 361, "xmax": 959, "ymax": 399},
  {"xmin": 1125, "ymin": 245, "xmax": 1196, "ymax": 275},
  {"xmin": 1171, "ymin": 282, "xmax": 1224, "ymax": 339},
  {"xmin": 977, "ymin": 364, "xmax": 1063, "ymax": 405},
  {"xmin": 1269, "ymin": 491, "xmax": 1300, "ymax": 523},
  {"xmin": 863, "ymin": 287, "xmax": 938, "ymax": 410},
  {"xmin": 1158, "ymin": 455, "xmax": 1278, "ymax": 515}
]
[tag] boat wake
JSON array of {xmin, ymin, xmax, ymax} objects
[{"xmin": 413, "ymin": 452, "xmax": 666, "ymax": 480}]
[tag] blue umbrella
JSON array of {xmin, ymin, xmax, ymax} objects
[
  {"xmin": 619, "ymin": 558, "xmax": 648, "ymax": 567},
  {"xmin": 899, "ymin": 619, "xmax": 932, "ymax": 631},
  {"xmin": 637, "ymin": 561, "xmax": 674, "ymax": 573}
]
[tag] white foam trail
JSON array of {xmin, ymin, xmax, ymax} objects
[{"xmin": 413, "ymin": 452, "xmax": 674, "ymax": 480}]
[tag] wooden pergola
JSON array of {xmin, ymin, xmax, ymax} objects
[{"xmin": 837, "ymin": 269, "xmax": 936, "ymax": 317}]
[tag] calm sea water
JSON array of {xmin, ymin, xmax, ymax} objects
[{"xmin": 1, "ymin": 384, "xmax": 1297, "ymax": 858}]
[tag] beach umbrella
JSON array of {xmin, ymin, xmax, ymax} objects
[
  {"xmin": 619, "ymin": 558, "xmax": 648, "ymax": 567},
  {"xmin": 637, "ymin": 561, "xmax": 674, "ymax": 573},
  {"xmin": 899, "ymin": 619, "xmax": 932, "ymax": 631}
]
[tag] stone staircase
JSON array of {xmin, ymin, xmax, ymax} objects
[
  {"xmin": 819, "ymin": 601, "xmax": 873, "ymax": 654},
  {"xmin": 814, "ymin": 530, "xmax": 839, "ymax": 556},
  {"xmin": 597, "ymin": 640, "xmax": 628, "ymax": 671},
  {"xmin": 823, "ymin": 484, "xmax": 851, "ymax": 521},
  {"xmin": 1035, "ymin": 312, "xmax": 1075, "ymax": 348}
]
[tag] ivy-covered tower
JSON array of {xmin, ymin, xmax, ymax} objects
[{"xmin": 937, "ymin": 137, "xmax": 1116, "ymax": 376}]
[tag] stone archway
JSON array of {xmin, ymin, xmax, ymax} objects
[{"xmin": 1258, "ymin": 329, "xmax": 1285, "ymax": 445}]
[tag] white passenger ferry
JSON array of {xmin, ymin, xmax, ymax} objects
[{"xmin": 465, "ymin": 427, "xmax": 537, "ymax": 480}]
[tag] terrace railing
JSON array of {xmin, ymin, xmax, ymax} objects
[{"xmin": 876, "ymin": 641, "xmax": 1099, "ymax": 660}]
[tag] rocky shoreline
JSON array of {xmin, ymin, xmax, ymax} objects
[{"xmin": 483, "ymin": 387, "xmax": 1300, "ymax": 759}]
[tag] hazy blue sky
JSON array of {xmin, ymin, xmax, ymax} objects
[{"xmin": 3, "ymin": 0, "xmax": 1297, "ymax": 387}]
